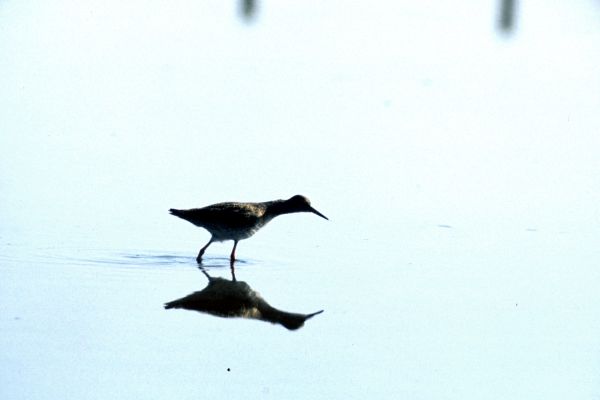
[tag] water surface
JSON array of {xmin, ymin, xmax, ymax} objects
[{"xmin": 2, "ymin": 1, "xmax": 600, "ymax": 399}]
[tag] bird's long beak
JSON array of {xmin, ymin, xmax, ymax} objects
[
  {"xmin": 309, "ymin": 206, "xmax": 329, "ymax": 220},
  {"xmin": 306, "ymin": 310, "xmax": 324, "ymax": 319}
]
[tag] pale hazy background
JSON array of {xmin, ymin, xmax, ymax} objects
[{"xmin": 1, "ymin": 1, "xmax": 600, "ymax": 399}]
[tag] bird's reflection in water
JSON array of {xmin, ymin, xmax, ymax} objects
[{"xmin": 164, "ymin": 268, "xmax": 323, "ymax": 330}]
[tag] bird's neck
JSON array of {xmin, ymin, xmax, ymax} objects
[{"xmin": 264, "ymin": 200, "xmax": 294, "ymax": 218}]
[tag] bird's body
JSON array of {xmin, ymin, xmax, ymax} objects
[
  {"xmin": 169, "ymin": 195, "xmax": 327, "ymax": 264},
  {"xmin": 170, "ymin": 201, "xmax": 273, "ymax": 242}
]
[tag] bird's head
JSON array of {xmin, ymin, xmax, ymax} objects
[{"xmin": 285, "ymin": 195, "xmax": 328, "ymax": 220}]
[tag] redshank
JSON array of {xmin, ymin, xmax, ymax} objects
[
  {"xmin": 164, "ymin": 268, "xmax": 324, "ymax": 330},
  {"xmin": 169, "ymin": 195, "xmax": 328, "ymax": 264}
]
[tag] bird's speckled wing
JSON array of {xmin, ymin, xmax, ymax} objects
[{"xmin": 181, "ymin": 202, "xmax": 270, "ymax": 240}]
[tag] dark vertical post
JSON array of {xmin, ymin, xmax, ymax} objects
[
  {"xmin": 240, "ymin": 0, "xmax": 257, "ymax": 22},
  {"xmin": 498, "ymin": 0, "xmax": 517, "ymax": 34}
]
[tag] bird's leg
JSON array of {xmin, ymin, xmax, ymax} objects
[
  {"xmin": 196, "ymin": 238, "xmax": 213, "ymax": 264},
  {"xmin": 230, "ymin": 240, "xmax": 239, "ymax": 264},
  {"xmin": 198, "ymin": 266, "xmax": 211, "ymax": 280},
  {"xmin": 229, "ymin": 241, "xmax": 238, "ymax": 281}
]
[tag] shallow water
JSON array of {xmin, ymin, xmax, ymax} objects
[
  {"xmin": 2, "ymin": 1, "xmax": 600, "ymax": 399},
  {"xmin": 3, "ymin": 222, "xmax": 600, "ymax": 399}
]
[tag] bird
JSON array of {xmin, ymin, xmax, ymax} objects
[
  {"xmin": 169, "ymin": 195, "xmax": 328, "ymax": 264},
  {"xmin": 164, "ymin": 267, "xmax": 324, "ymax": 330}
]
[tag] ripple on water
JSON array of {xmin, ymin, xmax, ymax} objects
[
  {"xmin": 1, "ymin": 245, "xmax": 192, "ymax": 269},
  {"xmin": 0, "ymin": 243, "xmax": 259, "ymax": 275}
]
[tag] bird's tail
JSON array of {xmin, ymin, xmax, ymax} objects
[
  {"xmin": 169, "ymin": 208, "xmax": 203, "ymax": 227},
  {"xmin": 169, "ymin": 208, "xmax": 186, "ymax": 218},
  {"xmin": 164, "ymin": 299, "xmax": 182, "ymax": 309}
]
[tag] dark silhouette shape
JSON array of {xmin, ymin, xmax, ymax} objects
[
  {"xmin": 240, "ymin": 0, "xmax": 257, "ymax": 21},
  {"xmin": 164, "ymin": 268, "xmax": 323, "ymax": 330},
  {"xmin": 498, "ymin": 0, "xmax": 517, "ymax": 34},
  {"xmin": 169, "ymin": 195, "xmax": 328, "ymax": 265}
]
